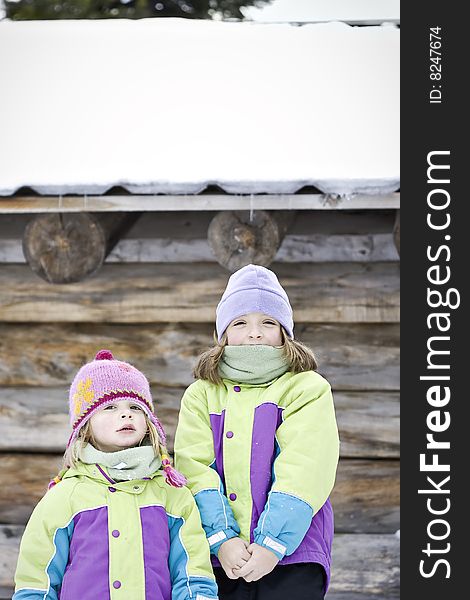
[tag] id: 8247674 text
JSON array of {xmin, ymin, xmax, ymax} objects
[{"xmin": 429, "ymin": 26, "xmax": 443, "ymax": 104}]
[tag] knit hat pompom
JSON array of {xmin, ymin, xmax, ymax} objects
[
  {"xmin": 215, "ymin": 264, "xmax": 294, "ymax": 341},
  {"xmin": 95, "ymin": 349, "xmax": 114, "ymax": 361}
]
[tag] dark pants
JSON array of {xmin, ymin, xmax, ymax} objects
[{"xmin": 214, "ymin": 563, "xmax": 326, "ymax": 600}]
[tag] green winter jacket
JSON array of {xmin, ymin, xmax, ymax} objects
[
  {"xmin": 13, "ymin": 462, "xmax": 218, "ymax": 600},
  {"xmin": 174, "ymin": 371, "xmax": 339, "ymax": 589}
]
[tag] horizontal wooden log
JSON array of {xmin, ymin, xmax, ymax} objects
[
  {"xmin": 0, "ymin": 233, "xmax": 399, "ymax": 264},
  {"xmin": 393, "ymin": 209, "xmax": 400, "ymax": 256},
  {"xmin": 0, "ymin": 525, "xmax": 23, "ymax": 599},
  {"xmin": 0, "ymin": 386, "xmax": 180, "ymax": 454},
  {"xmin": 334, "ymin": 392, "xmax": 399, "ymax": 458},
  {"xmin": 326, "ymin": 595, "xmax": 397, "ymax": 600},
  {"xmin": 0, "ymin": 387, "xmax": 399, "ymax": 458},
  {"xmin": 331, "ymin": 460, "xmax": 399, "ymax": 533},
  {"xmin": 278, "ymin": 233, "xmax": 398, "ymax": 263},
  {"xmin": 0, "ymin": 192, "xmax": 401, "ymax": 214},
  {"xmin": 0, "ymin": 322, "xmax": 399, "ymax": 390},
  {"xmin": 0, "ymin": 454, "xmax": 398, "ymax": 533},
  {"xmin": 0, "ymin": 526, "xmax": 399, "ymax": 599},
  {"xmin": 0, "ymin": 240, "xmax": 23, "ymax": 262},
  {"xmin": 0, "ymin": 210, "xmax": 399, "ymax": 240},
  {"xmin": 328, "ymin": 533, "xmax": 400, "ymax": 598},
  {"xmin": 0, "ymin": 454, "xmax": 64, "ymax": 525},
  {"xmin": 0, "ymin": 262, "xmax": 400, "ymax": 323}
]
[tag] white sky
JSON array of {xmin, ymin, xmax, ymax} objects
[{"xmin": 0, "ymin": 18, "xmax": 399, "ymax": 196}]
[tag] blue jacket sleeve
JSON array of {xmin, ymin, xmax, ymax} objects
[
  {"xmin": 194, "ymin": 488, "xmax": 240, "ymax": 555},
  {"xmin": 252, "ymin": 491, "xmax": 314, "ymax": 559},
  {"xmin": 168, "ymin": 493, "xmax": 218, "ymax": 600}
]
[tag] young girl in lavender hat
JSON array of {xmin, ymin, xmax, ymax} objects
[
  {"xmin": 13, "ymin": 350, "xmax": 218, "ymax": 600},
  {"xmin": 174, "ymin": 264, "xmax": 340, "ymax": 600}
]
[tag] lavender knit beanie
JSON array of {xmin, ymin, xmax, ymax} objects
[
  {"xmin": 216, "ymin": 264, "xmax": 294, "ymax": 342},
  {"xmin": 68, "ymin": 349, "xmax": 166, "ymax": 448}
]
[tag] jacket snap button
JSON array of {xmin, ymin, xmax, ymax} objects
[
  {"xmin": 233, "ymin": 386, "xmax": 241, "ymax": 392},
  {"xmin": 229, "ymin": 493, "xmax": 237, "ymax": 501},
  {"xmin": 113, "ymin": 580, "xmax": 121, "ymax": 589},
  {"xmin": 112, "ymin": 530, "xmax": 120, "ymax": 538},
  {"xmin": 226, "ymin": 431, "xmax": 234, "ymax": 438}
]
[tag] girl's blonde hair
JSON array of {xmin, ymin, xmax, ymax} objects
[{"xmin": 193, "ymin": 328, "xmax": 317, "ymax": 385}]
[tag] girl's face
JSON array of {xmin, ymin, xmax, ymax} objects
[
  {"xmin": 89, "ymin": 400, "xmax": 148, "ymax": 452},
  {"xmin": 226, "ymin": 311, "xmax": 283, "ymax": 346}
]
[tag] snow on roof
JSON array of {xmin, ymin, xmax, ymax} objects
[
  {"xmin": 242, "ymin": 0, "xmax": 400, "ymax": 24},
  {"xmin": 0, "ymin": 18, "xmax": 399, "ymax": 197}
]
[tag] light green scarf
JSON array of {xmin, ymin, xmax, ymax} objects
[
  {"xmin": 80, "ymin": 443, "xmax": 162, "ymax": 482},
  {"xmin": 218, "ymin": 345, "xmax": 290, "ymax": 385}
]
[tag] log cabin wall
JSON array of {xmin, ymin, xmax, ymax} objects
[{"xmin": 0, "ymin": 209, "xmax": 400, "ymax": 599}]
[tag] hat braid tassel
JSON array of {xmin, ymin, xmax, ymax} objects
[{"xmin": 161, "ymin": 452, "xmax": 187, "ymax": 488}]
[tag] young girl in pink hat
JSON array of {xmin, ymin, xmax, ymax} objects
[
  {"xmin": 13, "ymin": 350, "xmax": 218, "ymax": 600},
  {"xmin": 174, "ymin": 264, "xmax": 340, "ymax": 600}
]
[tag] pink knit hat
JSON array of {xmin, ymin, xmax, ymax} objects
[
  {"xmin": 68, "ymin": 349, "xmax": 166, "ymax": 448},
  {"xmin": 49, "ymin": 350, "xmax": 187, "ymax": 489}
]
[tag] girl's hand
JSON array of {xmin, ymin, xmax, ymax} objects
[
  {"xmin": 217, "ymin": 537, "xmax": 252, "ymax": 579},
  {"xmin": 232, "ymin": 543, "xmax": 279, "ymax": 582}
]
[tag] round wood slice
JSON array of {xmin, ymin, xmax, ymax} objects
[
  {"xmin": 207, "ymin": 210, "xmax": 281, "ymax": 271},
  {"xmin": 22, "ymin": 214, "xmax": 106, "ymax": 283}
]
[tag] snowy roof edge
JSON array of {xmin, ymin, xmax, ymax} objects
[{"xmin": 0, "ymin": 178, "xmax": 400, "ymax": 197}]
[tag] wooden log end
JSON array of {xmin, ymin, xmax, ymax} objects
[
  {"xmin": 207, "ymin": 210, "xmax": 281, "ymax": 271},
  {"xmin": 22, "ymin": 214, "xmax": 106, "ymax": 284}
]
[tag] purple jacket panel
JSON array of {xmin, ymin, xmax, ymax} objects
[
  {"xmin": 249, "ymin": 402, "xmax": 284, "ymax": 541},
  {"xmin": 209, "ymin": 411, "xmax": 226, "ymax": 490},
  {"xmin": 61, "ymin": 507, "xmax": 109, "ymax": 599},
  {"xmin": 140, "ymin": 506, "xmax": 172, "ymax": 600}
]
